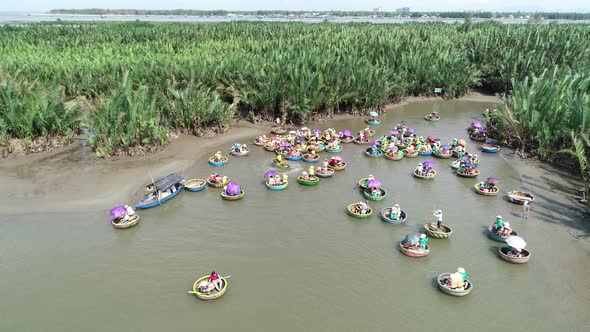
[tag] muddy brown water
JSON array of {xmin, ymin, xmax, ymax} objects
[{"xmin": 1, "ymin": 98, "xmax": 589, "ymax": 331}]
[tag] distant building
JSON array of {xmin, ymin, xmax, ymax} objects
[
  {"xmin": 396, "ymin": 7, "xmax": 410, "ymax": 13},
  {"xmin": 373, "ymin": 7, "xmax": 382, "ymax": 13}
]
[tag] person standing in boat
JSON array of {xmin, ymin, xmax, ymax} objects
[
  {"xmin": 433, "ymin": 209, "xmax": 443, "ymax": 229},
  {"xmin": 418, "ymin": 234, "xmax": 428, "ymax": 249},
  {"xmin": 322, "ymin": 159, "xmax": 329, "ymax": 172},
  {"xmin": 522, "ymin": 200, "xmax": 531, "ymax": 220},
  {"xmin": 308, "ymin": 166, "xmax": 315, "ymax": 177},
  {"xmin": 124, "ymin": 205, "xmax": 135, "ymax": 221},
  {"xmin": 417, "ymin": 163, "xmax": 424, "ymax": 176}
]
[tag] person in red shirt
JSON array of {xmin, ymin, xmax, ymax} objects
[{"xmin": 208, "ymin": 271, "xmax": 222, "ymax": 291}]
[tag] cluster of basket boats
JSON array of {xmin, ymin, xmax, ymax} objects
[{"xmin": 111, "ymin": 114, "xmax": 535, "ymax": 299}]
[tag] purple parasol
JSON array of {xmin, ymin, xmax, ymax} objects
[
  {"xmin": 110, "ymin": 206, "xmax": 127, "ymax": 218},
  {"xmin": 390, "ymin": 130, "xmax": 399, "ymax": 135},
  {"xmin": 367, "ymin": 179, "xmax": 382, "ymax": 188},
  {"xmin": 282, "ymin": 142, "xmax": 292, "ymax": 147},
  {"xmin": 226, "ymin": 182, "xmax": 241, "ymax": 195},
  {"xmin": 264, "ymin": 170, "xmax": 276, "ymax": 179},
  {"xmin": 370, "ymin": 141, "xmax": 379, "ymax": 147},
  {"xmin": 471, "ymin": 121, "xmax": 482, "ymax": 128},
  {"xmin": 478, "ymin": 128, "xmax": 488, "ymax": 133},
  {"xmin": 441, "ymin": 145, "xmax": 451, "ymax": 150},
  {"xmin": 333, "ymin": 156, "xmax": 343, "ymax": 161},
  {"xmin": 314, "ymin": 128, "xmax": 322, "ymax": 133},
  {"xmin": 486, "ymin": 177, "xmax": 499, "ymax": 184},
  {"xmin": 342, "ymin": 129, "xmax": 352, "ymax": 137},
  {"xmin": 408, "ymin": 128, "xmax": 415, "ymax": 133},
  {"xmin": 423, "ymin": 161, "xmax": 435, "ymax": 168}
]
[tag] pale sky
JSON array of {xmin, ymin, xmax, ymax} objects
[{"xmin": 3, "ymin": 0, "xmax": 590, "ymax": 12}]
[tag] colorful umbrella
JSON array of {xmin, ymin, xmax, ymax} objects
[
  {"xmin": 423, "ymin": 161, "xmax": 435, "ymax": 168},
  {"xmin": 226, "ymin": 182, "xmax": 241, "ymax": 195},
  {"xmin": 370, "ymin": 141, "xmax": 379, "ymax": 147},
  {"xmin": 471, "ymin": 121, "xmax": 482, "ymax": 128},
  {"xmin": 264, "ymin": 170, "xmax": 276, "ymax": 179},
  {"xmin": 342, "ymin": 130, "xmax": 352, "ymax": 137},
  {"xmin": 282, "ymin": 142, "xmax": 292, "ymax": 147},
  {"xmin": 478, "ymin": 128, "xmax": 488, "ymax": 133},
  {"xmin": 369, "ymin": 111, "xmax": 378, "ymax": 117},
  {"xmin": 441, "ymin": 145, "xmax": 452, "ymax": 150},
  {"xmin": 367, "ymin": 179, "xmax": 382, "ymax": 188},
  {"xmin": 333, "ymin": 156, "xmax": 343, "ymax": 161},
  {"xmin": 486, "ymin": 177, "xmax": 499, "ymax": 184},
  {"xmin": 109, "ymin": 206, "xmax": 127, "ymax": 218},
  {"xmin": 390, "ymin": 130, "xmax": 399, "ymax": 135},
  {"xmin": 313, "ymin": 128, "xmax": 322, "ymax": 133},
  {"xmin": 408, "ymin": 128, "xmax": 415, "ymax": 133},
  {"xmin": 506, "ymin": 236, "xmax": 527, "ymax": 250}
]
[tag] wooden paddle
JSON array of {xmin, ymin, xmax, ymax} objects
[{"xmin": 188, "ymin": 275, "xmax": 232, "ymax": 294}]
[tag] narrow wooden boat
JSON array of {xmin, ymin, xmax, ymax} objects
[
  {"xmin": 364, "ymin": 148, "xmax": 383, "ymax": 158},
  {"xmin": 191, "ymin": 275, "xmax": 228, "ymax": 301},
  {"xmin": 424, "ymin": 115, "xmax": 440, "ymax": 122},
  {"xmin": 482, "ymin": 144, "xmax": 500, "ymax": 153},
  {"xmin": 473, "ymin": 183, "xmax": 499, "ymax": 196},
  {"xmin": 413, "ymin": 169, "xmax": 436, "ymax": 179},
  {"xmin": 384, "ymin": 152, "xmax": 404, "ymax": 161},
  {"xmin": 285, "ymin": 154, "xmax": 302, "ymax": 161},
  {"xmin": 353, "ymin": 137, "xmax": 370, "ymax": 145},
  {"xmin": 271, "ymin": 127, "xmax": 287, "ymax": 135},
  {"xmin": 136, "ymin": 175, "xmax": 187, "ymax": 209},
  {"xmin": 272, "ymin": 158, "xmax": 290, "ymax": 169},
  {"xmin": 498, "ymin": 247, "xmax": 531, "ymax": 264},
  {"xmin": 456, "ymin": 169, "xmax": 480, "ymax": 178},
  {"xmin": 380, "ymin": 208, "xmax": 407, "ymax": 224},
  {"xmin": 315, "ymin": 168, "xmax": 335, "ymax": 178},
  {"xmin": 206, "ymin": 176, "xmax": 230, "ymax": 188},
  {"xmin": 404, "ymin": 150, "xmax": 419, "ymax": 158},
  {"xmin": 487, "ymin": 226, "xmax": 518, "ymax": 243},
  {"xmin": 208, "ymin": 156, "xmax": 229, "ymax": 166},
  {"xmin": 184, "ymin": 178, "xmax": 207, "ymax": 192},
  {"xmin": 297, "ymin": 175, "xmax": 319, "ymax": 186},
  {"xmin": 437, "ymin": 273, "xmax": 473, "ymax": 297},
  {"xmin": 418, "ymin": 150, "xmax": 433, "ymax": 156},
  {"xmin": 358, "ymin": 178, "xmax": 370, "ymax": 189},
  {"xmin": 347, "ymin": 203, "xmax": 373, "ymax": 219},
  {"xmin": 302, "ymin": 154, "xmax": 320, "ymax": 163},
  {"xmin": 363, "ymin": 188, "xmax": 387, "ymax": 201},
  {"xmin": 325, "ymin": 146, "xmax": 343, "ymax": 153},
  {"xmin": 221, "ymin": 190, "xmax": 245, "ymax": 201},
  {"xmin": 433, "ymin": 151, "xmax": 452, "ymax": 159},
  {"xmin": 332, "ymin": 162, "xmax": 347, "ymax": 171},
  {"xmin": 230, "ymin": 148, "xmax": 250, "ymax": 157},
  {"xmin": 507, "ymin": 191, "xmax": 535, "ymax": 205},
  {"xmin": 424, "ymin": 223, "xmax": 453, "ymax": 239},
  {"xmin": 366, "ymin": 119, "xmax": 381, "ymax": 126},
  {"xmin": 112, "ymin": 215, "xmax": 140, "ymax": 229},
  {"xmin": 400, "ymin": 243, "xmax": 430, "ymax": 257},
  {"xmin": 266, "ymin": 181, "xmax": 288, "ymax": 191},
  {"xmin": 341, "ymin": 136, "xmax": 354, "ymax": 143}
]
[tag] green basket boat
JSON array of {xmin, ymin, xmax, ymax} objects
[
  {"xmin": 297, "ymin": 175, "xmax": 319, "ymax": 186},
  {"xmin": 363, "ymin": 188, "xmax": 387, "ymax": 201},
  {"xmin": 347, "ymin": 203, "xmax": 372, "ymax": 219}
]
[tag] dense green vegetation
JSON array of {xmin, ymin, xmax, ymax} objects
[
  {"xmin": 0, "ymin": 22, "xmax": 588, "ymax": 188},
  {"xmin": 48, "ymin": 9, "xmax": 590, "ymax": 21}
]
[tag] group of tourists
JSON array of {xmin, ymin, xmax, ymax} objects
[{"xmin": 491, "ymin": 215, "xmax": 512, "ymax": 238}]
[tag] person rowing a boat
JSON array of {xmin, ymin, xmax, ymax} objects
[
  {"xmin": 214, "ymin": 151, "xmax": 223, "ymax": 162},
  {"xmin": 197, "ymin": 271, "xmax": 223, "ymax": 294},
  {"xmin": 356, "ymin": 201, "xmax": 370, "ymax": 215},
  {"xmin": 329, "ymin": 157, "xmax": 338, "ymax": 167},
  {"xmin": 428, "ymin": 111, "xmax": 438, "ymax": 119},
  {"xmin": 492, "ymin": 215, "xmax": 504, "ymax": 234},
  {"xmin": 433, "ymin": 209, "xmax": 443, "ymax": 229},
  {"xmin": 308, "ymin": 166, "xmax": 315, "ymax": 176},
  {"xmin": 418, "ymin": 234, "xmax": 428, "ymax": 249}
]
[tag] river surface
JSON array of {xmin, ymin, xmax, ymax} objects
[
  {"xmin": 1, "ymin": 98, "xmax": 589, "ymax": 331},
  {"xmin": 1, "ymin": 12, "xmax": 589, "ymax": 24}
]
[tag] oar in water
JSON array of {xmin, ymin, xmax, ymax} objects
[{"xmin": 188, "ymin": 276, "xmax": 232, "ymax": 294}]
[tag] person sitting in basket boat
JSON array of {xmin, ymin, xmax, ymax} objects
[
  {"xmin": 328, "ymin": 157, "xmax": 338, "ymax": 168},
  {"xmin": 198, "ymin": 271, "xmax": 223, "ymax": 294},
  {"xmin": 308, "ymin": 166, "xmax": 315, "ymax": 177},
  {"xmin": 214, "ymin": 151, "xmax": 223, "ymax": 162},
  {"xmin": 418, "ymin": 234, "xmax": 428, "ymax": 249},
  {"xmin": 231, "ymin": 143, "xmax": 241, "ymax": 153},
  {"xmin": 268, "ymin": 176, "xmax": 276, "ymax": 186},
  {"xmin": 276, "ymin": 154, "xmax": 283, "ymax": 162},
  {"xmin": 492, "ymin": 215, "xmax": 504, "ymax": 233},
  {"xmin": 123, "ymin": 205, "xmax": 135, "ymax": 221},
  {"xmin": 506, "ymin": 246, "xmax": 522, "ymax": 257},
  {"xmin": 274, "ymin": 174, "xmax": 282, "ymax": 185},
  {"xmin": 500, "ymin": 222, "xmax": 512, "ymax": 237},
  {"xmin": 355, "ymin": 201, "xmax": 370, "ymax": 215},
  {"xmin": 321, "ymin": 159, "xmax": 329, "ymax": 172},
  {"xmin": 210, "ymin": 172, "xmax": 220, "ymax": 183},
  {"xmin": 389, "ymin": 204, "xmax": 402, "ymax": 220},
  {"xmin": 301, "ymin": 171, "xmax": 309, "ymax": 180},
  {"xmin": 428, "ymin": 111, "xmax": 438, "ymax": 119},
  {"xmin": 416, "ymin": 163, "xmax": 424, "ymax": 176},
  {"xmin": 370, "ymin": 186, "xmax": 381, "ymax": 198}
]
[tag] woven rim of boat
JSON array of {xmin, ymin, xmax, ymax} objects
[
  {"xmin": 192, "ymin": 276, "xmax": 228, "ymax": 300},
  {"xmin": 507, "ymin": 191, "xmax": 535, "ymax": 201},
  {"xmin": 347, "ymin": 203, "xmax": 373, "ymax": 218},
  {"xmin": 437, "ymin": 273, "xmax": 473, "ymax": 296},
  {"xmin": 424, "ymin": 223, "xmax": 452, "ymax": 236},
  {"xmin": 209, "ymin": 156, "xmax": 228, "ymax": 163},
  {"xmin": 353, "ymin": 138, "xmax": 370, "ymax": 144},
  {"xmin": 221, "ymin": 190, "xmax": 245, "ymax": 200},
  {"xmin": 185, "ymin": 178, "xmax": 207, "ymax": 188},
  {"xmin": 230, "ymin": 149, "xmax": 250, "ymax": 156},
  {"xmin": 380, "ymin": 207, "xmax": 407, "ymax": 223},
  {"xmin": 207, "ymin": 177, "xmax": 230, "ymax": 187},
  {"xmin": 474, "ymin": 183, "xmax": 499, "ymax": 195},
  {"xmin": 297, "ymin": 175, "xmax": 319, "ymax": 184},
  {"xmin": 325, "ymin": 147, "xmax": 342, "ymax": 152},
  {"xmin": 367, "ymin": 119, "xmax": 381, "ymax": 125},
  {"xmin": 457, "ymin": 169, "xmax": 480, "ymax": 177},
  {"xmin": 399, "ymin": 243, "xmax": 430, "ymax": 256},
  {"xmin": 271, "ymin": 127, "xmax": 287, "ymax": 134},
  {"xmin": 303, "ymin": 154, "xmax": 320, "ymax": 161},
  {"xmin": 413, "ymin": 169, "xmax": 436, "ymax": 178},
  {"xmin": 433, "ymin": 151, "xmax": 452, "ymax": 158},
  {"xmin": 265, "ymin": 181, "xmax": 288, "ymax": 189},
  {"xmin": 384, "ymin": 153, "xmax": 403, "ymax": 160},
  {"xmin": 112, "ymin": 215, "xmax": 140, "ymax": 228},
  {"xmin": 364, "ymin": 149, "xmax": 383, "ymax": 157},
  {"xmin": 424, "ymin": 115, "xmax": 440, "ymax": 121},
  {"xmin": 405, "ymin": 150, "xmax": 419, "ymax": 157},
  {"xmin": 363, "ymin": 188, "xmax": 387, "ymax": 200},
  {"xmin": 316, "ymin": 169, "xmax": 335, "ymax": 177},
  {"xmin": 273, "ymin": 159, "xmax": 290, "ymax": 168},
  {"xmin": 358, "ymin": 178, "xmax": 370, "ymax": 189},
  {"xmin": 498, "ymin": 247, "xmax": 531, "ymax": 263},
  {"xmin": 332, "ymin": 162, "xmax": 347, "ymax": 170},
  {"xmin": 482, "ymin": 144, "xmax": 500, "ymax": 150}
]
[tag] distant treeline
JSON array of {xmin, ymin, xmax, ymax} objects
[{"xmin": 47, "ymin": 9, "xmax": 590, "ymax": 20}]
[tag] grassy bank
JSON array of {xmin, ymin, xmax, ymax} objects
[{"xmin": 0, "ymin": 21, "xmax": 588, "ymax": 160}]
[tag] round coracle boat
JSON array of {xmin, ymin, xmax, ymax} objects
[
  {"xmin": 384, "ymin": 152, "xmax": 404, "ymax": 161},
  {"xmin": 413, "ymin": 169, "xmax": 436, "ymax": 179},
  {"xmin": 507, "ymin": 191, "xmax": 535, "ymax": 205},
  {"xmin": 437, "ymin": 273, "xmax": 473, "ymax": 297},
  {"xmin": 185, "ymin": 178, "xmax": 207, "ymax": 192},
  {"xmin": 481, "ymin": 144, "xmax": 500, "ymax": 153},
  {"xmin": 285, "ymin": 154, "xmax": 303, "ymax": 161},
  {"xmin": 457, "ymin": 169, "xmax": 480, "ymax": 178},
  {"xmin": 487, "ymin": 226, "xmax": 518, "ymax": 243},
  {"xmin": 474, "ymin": 183, "xmax": 499, "ymax": 196},
  {"xmin": 230, "ymin": 148, "xmax": 250, "ymax": 157},
  {"xmin": 308, "ymin": 144, "xmax": 325, "ymax": 153},
  {"xmin": 347, "ymin": 203, "xmax": 373, "ymax": 219},
  {"xmin": 353, "ymin": 137, "xmax": 370, "ymax": 145},
  {"xmin": 400, "ymin": 243, "xmax": 430, "ymax": 257},
  {"xmin": 433, "ymin": 151, "xmax": 452, "ymax": 159},
  {"xmin": 112, "ymin": 215, "xmax": 140, "ymax": 229},
  {"xmin": 271, "ymin": 127, "xmax": 287, "ymax": 135},
  {"xmin": 367, "ymin": 119, "xmax": 381, "ymax": 126},
  {"xmin": 498, "ymin": 247, "xmax": 531, "ymax": 264},
  {"xmin": 341, "ymin": 136, "xmax": 354, "ymax": 143},
  {"xmin": 266, "ymin": 181, "xmax": 288, "ymax": 191},
  {"xmin": 364, "ymin": 148, "xmax": 383, "ymax": 158},
  {"xmin": 221, "ymin": 190, "xmax": 245, "ymax": 201},
  {"xmin": 424, "ymin": 223, "xmax": 453, "ymax": 239},
  {"xmin": 208, "ymin": 156, "xmax": 229, "ymax": 167},
  {"xmin": 315, "ymin": 168, "xmax": 335, "ymax": 178},
  {"xmin": 325, "ymin": 146, "xmax": 343, "ymax": 153},
  {"xmin": 357, "ymin": 178, "xmax": 370, "ymax": 189},
  {"xmin": 418, "ymin": 150, "xmax": 433, "ymax": 156},
  {"xmin": 297, "ymin": 175, "xmax": 320, "ymax": 186},
  {"xmin": 272, "ymin": 158, "xmax": 290, "ymax": 169},
  {"xmin": 264, "ymin": 144, "xmax": 278, "ymax": 152},
  {"xmin": 425, "ymin": 115, "xmax": 440, "ymax": 122},
  {"xmin": 404, "ymin": 150, "xmax": 419, "ymax": 158},
  {"xmin": 302, "ymin": 154, "xmax": 320, "ymax": 163},
  {"xmin": 363, "ymin": 187, "xmax": 387, "ymax": 201},
  {"xmin": 380, "ymin": 208, "xmax": 407, "ymax": 224},
  {"xmin": 191, "ymin": 275, "xmax": 228, "ymax": 301},
  {"xmin": 207, "ymin": 177, "xmax": 230, "ymax": 188},
  {"xmin": 470, "ymin": 133, "xmax": 486, "ymax": 142},
  {"xmin": 331, "ymin": 162, "xmax": 347, "ymax": 171}
]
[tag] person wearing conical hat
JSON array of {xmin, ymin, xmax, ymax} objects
[
  {"xmin": 433, "ymin": 209, "xmax": 443, "ymax": 229},
  {"xmin": 308, "ymin": 165, "xmax": 315, "ymax": 176},
  {"xmin": 494, "ymin": 215, "xmax": 503, "ymax": 233},
  {"xmin": 457, "ymin": 267, "xmax": 469, "ymax": 283},
  {"xmin": 277, "ymin": 154, "xmax": 282, "ymax": 162},
  {"xmin": 419, "ymin": 234, "xmax": 429, "ymax": 249},
  {"xmin": 417, "ymin": 163, "xmax": 424, "ymax": 176}
]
